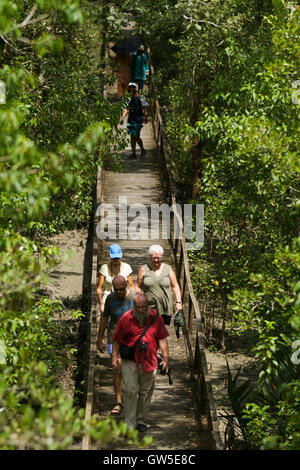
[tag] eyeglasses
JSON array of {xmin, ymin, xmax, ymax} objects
[
  {"xmin": 114, "ymin": 286, "xmax": 126, "ymax": 292},
  {"xmin": 134, "ymin": 305, "xmax": 148, "ymax": 311}
]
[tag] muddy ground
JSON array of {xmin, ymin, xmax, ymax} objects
[{"xmin": 46, "ymin": 229, "xmax": 90, "ymax": 400}]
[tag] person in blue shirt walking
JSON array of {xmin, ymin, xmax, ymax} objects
[
  {"xmin": 131, "ymin": 45, "xmax": 149, "ymax": 92},
  {"xmin": 97, "ymin": 275, "xmax": 135, "ymax": 416},
  {"xmin": 120, "ymin": 82, "xmax": 147, "ymax": 158}
]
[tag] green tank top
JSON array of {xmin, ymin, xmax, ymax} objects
[{"xmin": 142, "ymin": 263, "xmax": 173, "ymax": 317}]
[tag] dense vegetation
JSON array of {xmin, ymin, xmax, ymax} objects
[
  {"xmin": 1, "ymin": 0, "xmax": 299, "ymax": 450},
  {"xmin": 0, "ymin": 0, "xmax": 135, "ymax": 449},
  {"xmin": 111, "ymin": 0, "xmax": 300, "ymax": 450}
]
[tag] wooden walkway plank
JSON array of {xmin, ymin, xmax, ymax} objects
[
  {"xmin": 82, "ymin": 24, "xmax": 223, "ymax": 449},
  {"xmin": 91, "ymin": 70, "xmax": 204, "ymax": 450}
]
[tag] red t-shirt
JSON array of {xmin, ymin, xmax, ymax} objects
[{"xmin": 112, "ymin": 308, "xmax": 169, "ymax": 372}]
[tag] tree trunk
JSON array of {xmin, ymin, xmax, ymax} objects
[{"xmin": 191, "ymin": 137, "xmax": 202, "ymax": 200}]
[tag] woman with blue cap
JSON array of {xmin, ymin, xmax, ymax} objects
[
  {"xmin": 97, "ymin": 244, "xmax": 133, "ymax": 356},
  {"xmin": 97, "ymin": 244, "xmax": 133, "ymax": 314}
]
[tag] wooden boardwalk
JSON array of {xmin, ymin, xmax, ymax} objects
[{"xmin": 91, "ymin": 72, "xmax": 204, "ymax": 450}]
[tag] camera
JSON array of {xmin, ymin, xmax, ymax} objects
[
  {"xmin": 139, "ymin": 341, "xmax": 148, "ymax": 352},
  {"xmin": 157, "ymin": 354, "xmax": 173, "ymax": 385}
]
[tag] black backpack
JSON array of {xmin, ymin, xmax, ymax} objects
[{"xmin": 128, "ymin": 95, "xmax": 143, "ymax": 124}]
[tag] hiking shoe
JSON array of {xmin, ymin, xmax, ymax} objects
[
  {"xmin": 110, "ymin": 403, "xmax": 123, "ymax": 416},
  {"xmin": 136, "ymin": 423, "xmax": 147, "ymax": 433},
  {"xmin": 141, "ymin": 149, "xmax": 147, "ymax": 157}
]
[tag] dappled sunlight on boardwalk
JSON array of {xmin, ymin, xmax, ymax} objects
[{"xmin": 92, "ymin": 56, "xmax": 203, "ymax": 450}]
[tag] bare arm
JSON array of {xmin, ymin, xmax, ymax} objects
[
  {"xmin": 97, "ymin": 316, "xmax": 109, "ymax": 353},
  {"xmin": 169, "ymin": 267, "xmax": 183, "ymax": 310},
  {"xmin": 127, "ymin": 273, "xmax": 134, "ymax": 290},
  {"xmin": 158, "ymin": 337, "xmax": 170, "ymax": 374},
  {"xmin": 112, "ymin": 341, "xmax": 121, "ymax": 370},
  {"xmin": 135, "ymin": 266, "xmax": 145, "ymax": 292},
  {"xmin": 96, "ymin": 274, "xmax": 105, "ymax": 312},
  {"xmin": 120, "ymin": 108, "xmax": 128, "ymax": 123}
]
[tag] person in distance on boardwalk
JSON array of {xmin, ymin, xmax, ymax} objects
[
  {"xmin": 112, "ymin": 292, "xmax": 170, "ymax": 432},
  {"xmin": 115, "ymin": 52, "xmax": 132, "ymax": 99},
  {"xmin": 141, "ymin": 92, "xmax": 149, "ymax": 124},
  {"xmin": 97, "ymin": 244, "xmax": 133, "ymax": 364},
  {"xmin": 130, "ymin": 45, "xmax": 149, "ymax": 92},
  {"xmin": 97, "ymin": 275, "xmax": 135, "ymax": 416},
  {"xmin": 120, "ymin": 82, "xmax": 146, "ymax": 158},
  {"xmin": 136, "ymin": 244, "xmax": 183, "ymax": 326},
  {"xmin": 131, "ymin": 45, "xmax": 150, "ymax": 123}
]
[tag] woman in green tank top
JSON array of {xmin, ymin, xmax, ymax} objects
[{"xmin": 136, "ymin": 244, "xmax": 182, "ymax": 325}]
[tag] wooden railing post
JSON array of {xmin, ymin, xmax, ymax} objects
[{"xmin": 147, "ymin": 47, "xmax": 223, "ymax": 450}]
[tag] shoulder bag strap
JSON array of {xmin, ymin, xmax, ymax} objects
[{"xmin": 133, "ymin": 312, "xmax": 159, "ymax": 347}]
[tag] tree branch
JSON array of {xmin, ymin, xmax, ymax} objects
[
  {"xmin": 18, "ymin": 5, "xmax": 38, "ymax": 28},
  {"xmin": 28, "ymin": 81, "xmax": 50, "ymax": 95},
  {"xmin": 183, "ymin": 14, "xmax": 236, "ymax": 30},
  {"xmin": 0, "ymin": 33, "xmax": 26, "ymax": 53},
  {"xmin": 15, "ymin": 36, "xmax": 34, "ymax": 45},
  {"xmin": 16, "ymin": 5, "xmax": 50, "ymax": 30},
  {"xmin": 18, "ymin": 13, "xmax": 50, "ymax": 28}
]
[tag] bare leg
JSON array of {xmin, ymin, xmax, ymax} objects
[
  {"xmin": 114, "ymin": 358, "xmax": 123, "ymax": 404},
  {"xmin": 111, "ymin": 357, "xmax": 123, "ymax": 415},
  {"xmin": 137, "ymin": 137, "xmax": 146, "ymax": 156},
  {"xmin": 143, "ymin": 106, "xmax": 148, "ymax": 123},
  {"xmin": 136, "ymin": 137, "xmax": 144, "ymax": 150},
  {"xmin": 131, "ymin": 135, "xmax": 137, "ymax": 157}
]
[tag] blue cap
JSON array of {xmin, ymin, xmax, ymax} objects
[{"xmin": 109, "ymin": 244, "xmax": 122, "ymax": 259}]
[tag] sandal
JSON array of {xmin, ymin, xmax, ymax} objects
[{"xmin": 110, "ymin": 402, "xmax": 122, "ymax": 416}]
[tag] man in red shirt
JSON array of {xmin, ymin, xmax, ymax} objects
[{"xmin": 112, "ymin": 292, "xmax": 169, "ymax": 432}]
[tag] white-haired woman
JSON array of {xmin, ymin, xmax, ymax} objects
[{"xmin": 136, "ymin": 244, "xmax": 182, "ymax": 325}]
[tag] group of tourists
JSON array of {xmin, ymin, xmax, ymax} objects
[
  {"xmin": 116, "ymin": 44, "xmax": 149, "ymax": 98},
  {"xmin": 116, "ymin": 44, "xmax": 149, "ymax": 158},
  {"xmin": 96, "ymin": 243, "xmax": 183, "ymax": 433},
  {"xmin": 96, "ymin": 40, "xmax": 182, "ymax": 435}
]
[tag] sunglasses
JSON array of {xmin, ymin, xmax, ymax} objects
[{"xmin": 114, "ymin": 286, "xmax": 126, "ymax": 292}]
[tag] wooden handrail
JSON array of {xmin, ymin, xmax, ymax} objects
[
  {"xmin": 81, "ymin": 165, "xmax": 103, "ymax": 450},
  {"xmin": 81, "ymin": 37, "xmax": 108, "ymax": 451},
  {"xmin": 147, "ymin": 48, "xmax": 223, "ymax": 450},
  {"xmin": 81, "ymin": 35, "xmax": 223, "ymax": 450}
]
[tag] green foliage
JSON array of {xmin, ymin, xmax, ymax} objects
[
  {"xmin": 243, "ymin": 380, "xmax": 300, "ymax": 450},
  {"xmin": 0, "ymin": 0, "xmax": 132, "ymax": 450},
  {"xmin": 1, "ymin": 0, "xmax": 298, "ymax": 450},
  {"xmin": 226, "ymin": 359, "xmax": 252, "ymax": 427},
  {"xmin": 121, "ymin": 0, "xmax": 300, "ymax": 450},
  {"xmin": 0, "ymin": 0, "xmax": 127, "ymax": 235},
  {"xmin": 0, "ymin": 361, "xmax": 151, "ymax": 450}
]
